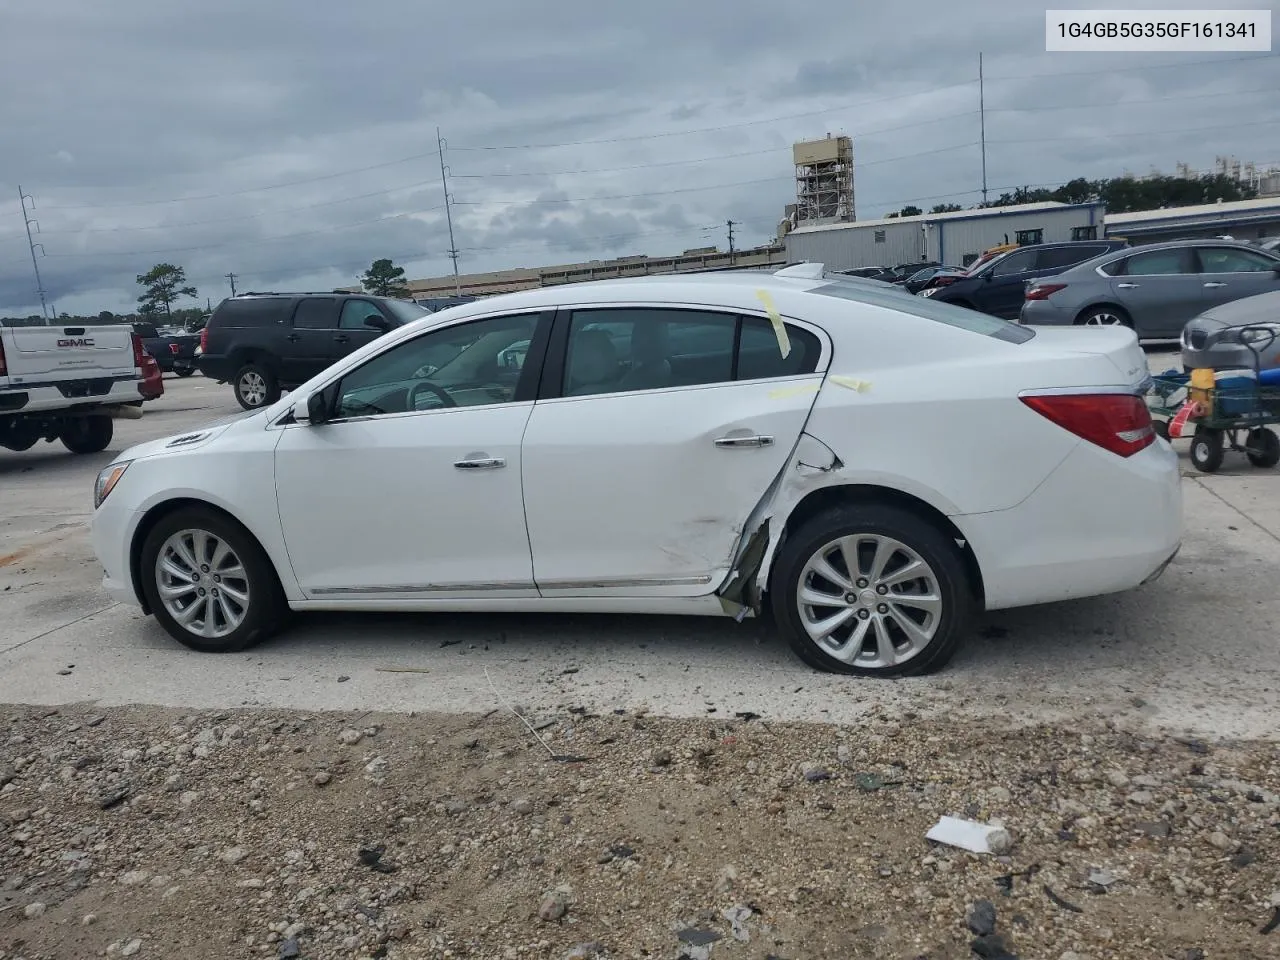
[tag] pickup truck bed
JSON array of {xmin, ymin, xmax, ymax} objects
[
  {"xmin": 132, "ymin": 322, "xmax": 200, "ymax": 376},
  {"xmin": 1, "ymin": 322, "xmax": 152, "ymax": 455}
]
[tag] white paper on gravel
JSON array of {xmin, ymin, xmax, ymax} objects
[{"xmin": 925, "ymin": 815, "xmax": 1011, "ymax": 854}]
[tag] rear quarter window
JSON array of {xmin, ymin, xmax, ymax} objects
[
  {"xmin": 810, "ymin": 281, "xmax": 1035, "ymax": 343},
  {"xmin": 213, "ymin": 298, "xmax": 290, "ymax": 328}
]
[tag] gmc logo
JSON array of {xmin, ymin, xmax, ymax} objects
[{"xmin": 57, "ymin": 338, "xmax": 94, "ymax": 347}]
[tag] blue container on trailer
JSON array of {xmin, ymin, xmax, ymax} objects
[{"xmin": 1214, "ymin": 368, "xmax": 1258, "ymax": 416}]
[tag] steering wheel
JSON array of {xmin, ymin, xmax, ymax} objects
[{"xmin": 407, "ymin": 381, "xmax": 456, "ymax": 409}]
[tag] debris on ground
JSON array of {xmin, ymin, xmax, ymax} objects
[
  {"xmin": 0, "ymin": 704, "xmax": 1276, "ymax": 958},
  {"xmin": 925, "ymin": 816, "xmax": 1014, "ymax": 855}
]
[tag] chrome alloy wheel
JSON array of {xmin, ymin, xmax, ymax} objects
[
  {"xmin": 238, "ymin": 370, "xmax": 267, "ymax": 406},
  {"xmin": 1084, "ymin": 311, "xmax": 1124, "ymax": 326},
  {"xmin": 155, "ymin": 529, "xmax": 251, "ymax": 639},
  {"xmin": 795, "ymin": 534, "xmax": 942, "ymax": 669}
]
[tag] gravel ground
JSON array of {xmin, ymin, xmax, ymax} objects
[{"xmin": 2, "ymin": 704, "xmax": 1278, "ymax": 960}]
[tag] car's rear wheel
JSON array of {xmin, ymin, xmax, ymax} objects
[
  {"xmin": 233, "ymin": 362, "xmax": 280, "ymax": 410},
  {"xmin": 175, "ymin": 366, "xmax": 195, "ymax": 378},
  {"xmin": 139, "ymin": 507, "xmax": 287, "ymax": 653},
  {"xmin": 59, "ymin": 415, "xmax": 113, "ymax": 454},
  {"xmin": 771, "ymin": 504, "xmax": 974, "ymax": 677},
  {"xmin": 1246, "ymin": 427, "xmax": 1280, "ymax": 468},
  {"xmin": 1076, "ymin": 306, "xmax": 1132, "ymax": 328},
  {"xmin": 1190, "ymin": 426, "xmax": 1224, "ymax": 473}
]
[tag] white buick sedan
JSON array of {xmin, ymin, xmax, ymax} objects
[{"xmin": 90, "ymin": 265, "xmax": 1182, "ymax": 677}]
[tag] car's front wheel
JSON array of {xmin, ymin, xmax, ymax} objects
[
  {"xmin": 139, "ymin": 507, "xmax": 287, "ymax": 653},
  {"xmin": 771, "ymin": 504, "xmax": 974, "ymax": 677}
]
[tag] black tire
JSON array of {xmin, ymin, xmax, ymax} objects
[
  {"xmin": 139, "ymin": 506, "xmax": 287, "ymax": 653},
  {"xmin": 175, "ymin": 366, "xmax": 196, "ymax": 378},
  {"xmin": 1075, "ymin": 305, "xmax": 1133, "ymax": 329},
  {"xmin": 769, "ymin": 503, "xmax": 975, "ymax": 678},
  {"xmin": 59, "ymin": 415, "xmax": 114, "ymax": 454},
  {"xmin": 233, "ymin": 362, "xmax": 280, "ymax": 410},
  {"xmin": 1190, "ymin": 426, "xmax": 1225, "ymax": 473},
  {"xmin": 1245, "ymin": 427, "xmax": 1280, "ymax": 468},
  {"xmin": 1152, "ymin": 419, "xmax": 1170, "ymax": 442}
]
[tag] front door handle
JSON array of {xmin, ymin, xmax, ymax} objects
[
  {"xmin": 1203, "ymin": 281, "xmax": 1227, "ymax": 288},
  {"xmin": 454, "ymin": 457, "xmax": 506, "ymax": 469},
  {"xmin": 286, "ymin": 333, "xmax": 301, "ymax": 342},
  {"xmin": 1116, "ymin": 282, "xmax": 1140, "ymax": 289},
  {"xmin": 334, "ymin": 334, "xmax": 350, "ymax": 344},
  {"xmin": 714, "ymin": 435, "xmax": 774, "ymax": 448}
]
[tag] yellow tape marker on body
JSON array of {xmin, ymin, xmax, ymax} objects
[
  {"xmin": 755, "ymin": 289, "xmax": 791, "ymax": 359},
  {"xmin": 829, "ymin": 375, "xmax": 872, "ymax": 392},
  {"xmin": 768, "ymin": 383, "xmax": 820, "ymax": 400}
]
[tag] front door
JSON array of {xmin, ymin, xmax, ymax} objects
[
  {"xmin": 274, "ymin": 310, "xmax": 549, "ymax": 598},
  {"xmin": 334, "ymin": 298, "xmax": 395, "ymax": 360},
  {"xmin": 283, "ymin": 297, "xmax": 341, "ymax": 383},
  {"xmin": 520, "ymin": 305, "xmax": 829, "ymax": 597},
  {"xmin": 1195, "ymin": 245, "xmax": 1280, "ymax": 312},
  {"xmin": 1107, "ymin": 247, "xmax": 1203, "ymax": 337},
  {"xmin": 979, "ymin": 248, "xmax": 1040, "ymax": 318}
]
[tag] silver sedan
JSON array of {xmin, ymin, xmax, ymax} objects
[
  {"xmin": 1181, "ymin": 289, "xmax": 1280, "ymax": 372},
  {"xmin": 1020, "ymin": 239, "xmax": 1280, "ymax": 338}
]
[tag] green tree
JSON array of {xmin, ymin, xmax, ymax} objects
[
  {"xmin": 136, "ymin": 263, "xmax": 197, "ymax": 320},
  {"xmin": 98, "ymin": 310, "xmax": 115, "ymax": 323},
  {"xmin": 930, "ymin": 203, "xmax": 964, "ymax": 214},
  {"xmin": 898, "ymin": 205, "xmax": 923, "ymax": 217},
  {"xmin": 362, "ymin": 258, "xmax": 411, "ymax": 298}
]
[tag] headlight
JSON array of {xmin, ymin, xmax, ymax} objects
[{"xmin": 94, "ymin": 461, "xmax": 131, "ymax": 508}]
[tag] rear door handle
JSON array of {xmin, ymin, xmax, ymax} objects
[
  {"xmin": 714, "ymin": 435, "xmax": 773, "ymax": 448},
  {"xmin": 1116, "ymin": 283, "xmax": 1140, "ymax": 289},
  {"xmin": 454, "ymin": 457, "xmax": 506, "ymax": 469},
  {"xmin": 1203, "ymin": 281, "xmax": 1227, "ymax": 288},
  {"xmin": 286, "ymin": 333, "xmax": 301, "ymax": 342}
]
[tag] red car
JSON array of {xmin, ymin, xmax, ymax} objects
[{"xmin": 135, "ymin": 334, "xmax": 164, "ymax": 400}]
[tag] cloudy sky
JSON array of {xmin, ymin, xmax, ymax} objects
[{"xmin": 1, "ymin": 0, "xmax": 1277, "ymax": 316}]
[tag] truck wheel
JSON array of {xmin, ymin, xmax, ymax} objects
[
  {"xmin": 175, "ymin": 366, "xmax": 195, "ymax": 378},
  {"xmin": 60, "ymin": 415, "xmax": 114, "ymax": 454},
  {"xmin": 233, "ymin": 362, "xmax": 280, "ymax": 410}
]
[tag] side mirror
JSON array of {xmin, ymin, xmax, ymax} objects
[
  {"xmin": 364, "ymin": 316, "xmax": 391, "ymax": 332},
  {"xmin": 292, "ymin": 392, "xmax": 328, "ymax": 425}
]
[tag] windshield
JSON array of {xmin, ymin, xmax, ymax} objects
[
  {"xmin": 810, "ymin": 282, "xmax": 1035, "ymax": 343},
  {"xmin": 384, "ymin": 300, "xmax": 431, "ymax": 324}
]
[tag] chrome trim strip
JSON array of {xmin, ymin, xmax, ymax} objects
[
  {"xmin": 537, "ymin": 575, "xmax": 713, "ymax": 590},
  {"xmin": 1018, "ymin": 384, "xmax": 1139, "ymax": 397},
  {"xmin": 310, "ymin": 581, "xmax": 533, "ymax": 596}
]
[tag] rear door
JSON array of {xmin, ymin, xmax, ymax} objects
[
  {"xmin": 520, "ymin": 304, "xmax": 830, "ymax": 597},
  {"xmin": 283, "ymin": 297, "xmax": 341, "ymax": 382},
  {"xmin": 1195, "ymin": 245, "xmax": 1280, "ymax": 311},
  {"xmin": 1, "ymin": 323, "xmax": 135, "ymax": 385},
  {"xmin": 1107, "ymin": 247, "xmax": 1202, "ymax": 337}
]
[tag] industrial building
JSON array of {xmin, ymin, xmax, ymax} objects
[
  {"xmin": 784, "ymin": 201, "xmax": 1106, "ymax": 271},
  {"xmin": 1105, "ymin": 197, "xmax": 1280, "ymax": 245}
]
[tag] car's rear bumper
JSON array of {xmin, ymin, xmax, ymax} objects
[
  {"xmin": 954, "ymin": 438, "xmax": 1182, "ymax": 611},
  {"xmin": 1019, "ymin": 299, "xmax": 1075, "ymax": 326},
  {"xmin": 196, "ymin": 355, "xmax": 235, "ymax": 381},
  {"xmin": 0, "ymin": 378, "xmax": 141, "ymax": 416}
]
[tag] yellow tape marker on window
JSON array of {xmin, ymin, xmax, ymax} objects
[
  {"xmin": 829, "ymin": 375, "xmax": 872, "ymax": 392},
  {"xmin": 755, "ymin": 289, "xmax": 791, "ymax": 359}
]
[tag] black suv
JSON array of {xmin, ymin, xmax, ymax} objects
[
  {"xmin": 926, "ymin": 240, "xmax": 1129, "ymax": 319},
  {"xmin": 197, "ymin": 293, "xmax": 430, "ymax": 409}
]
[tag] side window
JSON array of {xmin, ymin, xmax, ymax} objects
[
  {"xmin": 216, "ymin": 299, "xmax": 287, "ymax": 327},
  {"xmin": 1014, "ymin": 228, "xmax": 1043, "ymax": 246},
  {"xmin": 1197, "ymin": 247, "xmax": 1279, "ymax": 273},
  {"xmin": 989, "ymin": 250, "xmax": 1037, "ymax": 278},
  {"xmin": 293, "ymin": 298, "xmax": 338, "ymax": 329},
  {"xmin": 333, "ymin": 313, "xmax": 540, "ymax": 419},
  {"xmin": 1121, "ymin": 249, "xmax": 1195, "ymax": 275},
  {"xmin": 563, "ymin": 308, "xmax": 737, "ymax": 398},
  {"xmin": 339, "ymin": 299, "xmax": 388, "ymax": 330},
  {"xmin": 1071, "ymin": 225, "xmax": 1098, "ymax": 241},
  {"xmin": 1035, "ymin": 246, "xmax": 1090, "ymax": 270},
  {"xmin": 737, "ymin": 317, "xmax": 821, "ymax": 380}
]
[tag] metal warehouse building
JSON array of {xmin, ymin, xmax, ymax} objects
[
  {"xmin": 784, "ymin": 201, "xmax": 1106, "ymax": 270},
  {"xmin": 1105, "ymin": 197, "xmax": 1280, "ymax": 245}
]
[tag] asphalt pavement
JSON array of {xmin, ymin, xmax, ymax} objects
[{"xmin": 2, "ymin": 357, "xmax": 1278, "ymax": 739}]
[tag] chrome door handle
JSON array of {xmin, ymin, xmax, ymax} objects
[
  {"xmin": 1116, "ymin": 282, "xmax": 1140, "ymax": 289},
  {"xmin": 453, "ymin": 457, "xmax": 505, "ymax": 469},
  {"xmin": 1203, "ymin": 281, "xmax": 1227, "ymax": 288},
  {"xmin": 714, "ymin": 435, "xmax": 773, "ymax": 448}
]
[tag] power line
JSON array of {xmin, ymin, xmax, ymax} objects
[
  {"xmin": 985, "ymin": 51, "xmax": 1275, "ymax": 82},
  {"xmin": 437, "ymin": 127, "xmax": 461, "ymax": 295},
  {"xmin": 991, "ymin": 116, "xmax": 1280, "ymax": 146}
]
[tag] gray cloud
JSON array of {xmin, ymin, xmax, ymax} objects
[{"xmin": 1, "ymin": 0, "xmax": 1276, "ymax": 314}]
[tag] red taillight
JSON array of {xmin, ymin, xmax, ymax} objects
[
  {"xmin": 169, "ymin": 342, "xmax": 180, "ymax": 355},
  {"xmin": 1021, "ymin": 393, "xmax": 1155, "ymax": 457},
  {"xmin": 199, "ymin": 328, "xmax": 209, "ymax": 352},
  {"xmin": 131, "ymin": 333, "xmax": 147, "ymax": 367},
  {"xmin": 1025, "ymin": 283, "xmax": 1066, "ymax": 301}
]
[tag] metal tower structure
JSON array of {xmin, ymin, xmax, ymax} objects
[{"xmin": 792, "ymin": 135, "xmax": 854, "ymax": 225}]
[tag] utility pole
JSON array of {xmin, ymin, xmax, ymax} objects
[
  {"xmin": 18, "ymin": 186, "xmax": 49, "ymax": 320},
  {"xmin": 437, "ymin": 127, "xmax": 461, "ymax": 296},
  {"xmin": 979, "ymin": 52, "xmax": 988, "ymax": 207},
  {"xmin": 225, "ymin": 272, "xmax": 237, "ymax": 296},
  {"xmin": 726, "ymin": 220, "xmax": 737, "ymax": 265}
]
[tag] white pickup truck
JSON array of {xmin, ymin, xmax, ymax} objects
[{"xmin": 0, "ymin": 321, "xmax": 153, "ymax": 455}]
